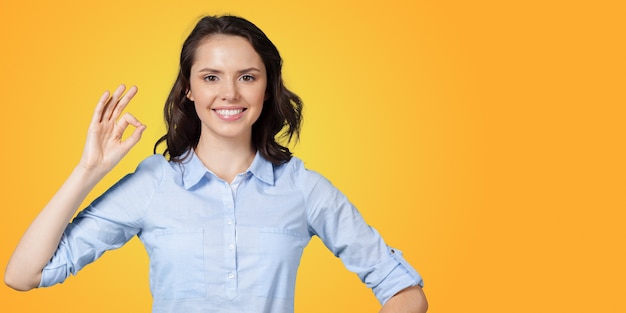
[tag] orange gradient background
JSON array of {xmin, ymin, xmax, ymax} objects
[{"xmin": 1, "ymin": 0, "xmax": 624, "ymax": 312}]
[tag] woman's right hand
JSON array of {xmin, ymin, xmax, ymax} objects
[
  {"xmin": 4, "ymin": 84, "xmax": 147, "ymax": 291},
  {"xmin": 5, "ymin": 84, "xmax": 147, "ymax": 291},
  {"xmin": 79, "ymin": 84, "xmax": 146, "ymax": 176}
]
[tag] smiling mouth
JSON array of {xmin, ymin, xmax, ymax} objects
[{"xmin": 214, "ymin": 108, "xmax": 246, "ymax": 117}]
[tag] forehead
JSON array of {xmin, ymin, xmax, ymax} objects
[{"xmin": 192, "ymin": 35, "xmax": 264, "ymax": 70}]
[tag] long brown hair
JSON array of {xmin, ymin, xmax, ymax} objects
[{"xmin": 154, "ymin": 15, "xmax": 303, "ymax": 164}]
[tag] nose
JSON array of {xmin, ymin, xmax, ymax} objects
[{"xmin": 221, "ymin": 79, "xmax": 239, "ymax": 102}]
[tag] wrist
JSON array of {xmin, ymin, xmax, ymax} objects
[{"xmin": 71, "ymin": 163, "xmax": 107, "ymax": 187}]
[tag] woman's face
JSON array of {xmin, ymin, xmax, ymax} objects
[{"xmin": 187, "ymin": 34, "xmax": 267, "ymax": 143}]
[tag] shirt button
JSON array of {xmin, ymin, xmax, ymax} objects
[
  {"xmin": 228, "ymin": 244, "xmax": 235, "ymax": 250},
  {"xmin": 228, "ymin": 272, "xmax": 235, "ymax": 279},
  {"xmin": 226, "ymin": 219, "xmax": 233, "ymax": 225}
]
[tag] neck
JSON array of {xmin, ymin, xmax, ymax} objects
[{"xmin": 195, "ymin": 134, "xmax": 256, "ymax": 183}]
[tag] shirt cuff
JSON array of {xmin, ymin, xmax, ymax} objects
[
  {"xmin": 371, "ymin": 247, "xmax": 424, "ymax": 305},
  {"xmin": 39, "ymin": 263, "xmax": 70, "ymax": 288}
]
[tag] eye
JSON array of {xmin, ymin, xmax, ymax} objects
[
  {"xmin": 240, "ymin": 74, "xmax": 255, "ymax": 82},
  {"xmin": 203, "ymin": 75, "xmax": 218, "ymax": 82}
]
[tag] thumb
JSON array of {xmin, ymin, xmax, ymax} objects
[
  {"xmin": 120, "ymin": 123, "xmax": 147, "ymax": 153},
  {"xmin": 117, "ymin": 113, "xmax": 146, "ymax": 153}
]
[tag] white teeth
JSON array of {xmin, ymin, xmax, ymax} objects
[{"xmin": 215, "ymin": 109, "xmax": 244, "ymax": 116}]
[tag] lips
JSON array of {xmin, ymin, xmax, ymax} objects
[
  {"xmin": 215, "ymin": 108, "xmax": 244, "ymax": 116},
  {"xmin": 213, "ymin": 108, "xmax": 246, "ymax": 120}
]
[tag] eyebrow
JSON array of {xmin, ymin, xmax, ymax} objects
[{"xmin": 197, "ymin": 67, "xmax": 262, "ymax": 74}]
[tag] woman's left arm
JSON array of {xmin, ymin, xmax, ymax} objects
[{"xmin": 379, "ymin": 285, "xmax": 428, "ymax": 313}]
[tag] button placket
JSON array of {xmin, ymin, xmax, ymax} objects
[{"xmin": 222, "ymin": 181, "xmax": 238, "ymax": 299}]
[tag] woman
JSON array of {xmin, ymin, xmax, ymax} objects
[{"xmin": 5, "ymin": 15, "xmax": 427, "ymax": 312}]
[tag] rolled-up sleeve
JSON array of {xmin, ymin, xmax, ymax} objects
[
  {"xmin": 369, "ymin": 246, "xmax": 423, "ymax": 304},
  {"xmin": 39, "ymin": 155, "xmax": 163, "ymax": 287},
  {"xmin": 304, "ymin": 173, "xmax": 423, "ymax": 305}
]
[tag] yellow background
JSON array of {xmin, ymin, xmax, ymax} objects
[{"xmin": 1, "ymin": 0, "xmax": 624, "ymax": 312}]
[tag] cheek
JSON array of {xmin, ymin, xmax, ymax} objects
[
  {"xmin": 243, "ymin": 87, "xmax": 267, "ymax": 107},
  {"xmin": 190, "ymin": 86, "xmax": 218, "ymax": 103},
  {"xmin": 255, "ymin": 84, "xmax": 269, "ymax": 104},
  {"xmin": 256, "ymin": 92, "xmax": 267, "ymax": 105},
  {"xmin": 192, "ymin": 102, "xmax": 204, "ymax": 117}
]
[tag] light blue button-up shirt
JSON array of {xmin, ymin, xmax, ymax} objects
[{"xmin": 41, "ymin": 151, "xmax": 423, "ymax": 312}]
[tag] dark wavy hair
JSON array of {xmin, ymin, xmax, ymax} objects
[{"xmin": 153, "ymin": 15, "xmax": 303, "ymax": 164}]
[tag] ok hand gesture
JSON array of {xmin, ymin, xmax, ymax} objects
[
  {"xmin": 79, "ymin": 84, "xmax": 146, "ymax": 177},
  {"xmin": 5, "ymin": 85, "xmax": 146, "ymax": 291}
]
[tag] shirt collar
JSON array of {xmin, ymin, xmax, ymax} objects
[
  {"xmin": 180, "ymin": 150, "xmax": 275, "ymax": 189},
  {"xmin": 247, "ymin": 151, "xmax": 275, "ymax": 186}
]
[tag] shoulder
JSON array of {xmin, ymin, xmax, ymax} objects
[
  {"xmin": 136, "ymin": 154, "xmax": 169, "ymax": 171},
  {"xmin": 276, "ymin": 156, "xmax": 337, "ymax": 196},
  {"xmin": 90, "ymin": 154, "xmax": 170, "ymax": 208},
  {"xmin": 278, "ymin": 156, "xmax": 322, "ymax": 182},
  {"xmin": 126, "ymin": 154, "xmax": 171, "ymax": 185}
]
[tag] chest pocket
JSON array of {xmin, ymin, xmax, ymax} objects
[
  {"xmin": 151, "ymin": 228, "xmax": 206, "ymax": 299},
  {"xmin": 253, "ymin": 227, "xmax": 309, "ymax": 299}
]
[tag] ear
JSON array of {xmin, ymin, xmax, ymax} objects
[{"xmin": 186, "ymin": 89, "xmax": 194, "ymax": 101}]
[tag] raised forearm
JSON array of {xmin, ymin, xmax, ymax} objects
[
  {"xmin": 4, "ymin": 166, "xmax": 104, "ymax": 291},
  {"xmin": 5, "ymin": 85, "xmax": 144, "ymax": 291}
]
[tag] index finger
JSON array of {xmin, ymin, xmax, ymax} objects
[
  {"xmin": 109, "ymin": 85, "xmax": 139, "ymax": 121},
  {"xmin": 91, "ymin": 89, "xmax": 111, "ymax": 125}
]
